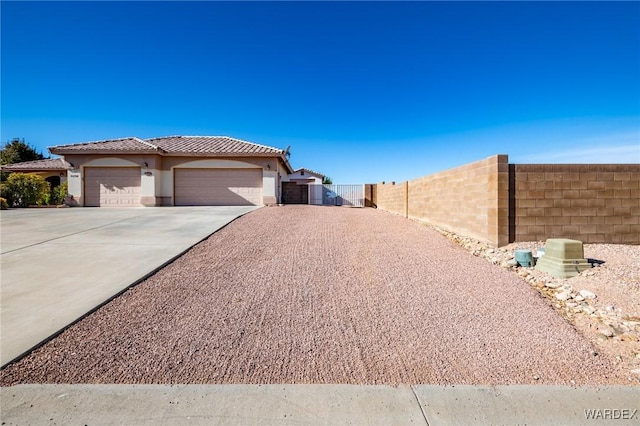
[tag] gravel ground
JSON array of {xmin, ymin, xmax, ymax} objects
[
  {"xmin": 0, "ymin": 206, "xmax": 624, "ymax": 386},
  {"xmin": 427, "ymin": 229, "xmax": 640, "ymax": 384}
]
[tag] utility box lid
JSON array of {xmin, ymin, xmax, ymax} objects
[
  {"xmin": 543, "ymin": 238, "xmax": 585, "ymax": 260},
  {"xmin": 535, "ymin": 238, "xmax": 591, "ymax": 279}
]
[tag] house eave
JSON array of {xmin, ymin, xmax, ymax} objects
[{"xmin": 49, "ymin": 149, "xmax": 159, "ymax": 156}]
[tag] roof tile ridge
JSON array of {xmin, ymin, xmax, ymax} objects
[
  {"xmin": 136, "ymin": 137, "xmax": 160, "ymax": 150},
  {"xmin": 146, "ymin": 135, "xmax": 285, "ymax": 154},
  {"xmin": 49, "ymin": 136, "xmax": 144, "ymax": 149},
  {"xmin": 294, "ymin": 167, "xmax": 325, "ymax": 177},
  {"xmin": 145, "ymin": 135, "xmax": 183, "ymax": 141},
  {"xmin": 219, "ymin": 136, "xmax": 286, "ymax": 153}
]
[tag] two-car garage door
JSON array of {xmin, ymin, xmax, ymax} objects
[
  {"xmin": 83, "ymin": 167, "xmax": 263, "ymax": 206},
  {"xmin": 84, "ymin": 167, "xmax": 141, "ymax": 207},
  {"xmin": 174, "ymin": 168, "xmax": 262, "ymax": 206}
]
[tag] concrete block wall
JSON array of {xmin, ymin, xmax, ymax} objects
[
  {"xmin": 374, "ymin": 157, "xmax": 639, "ymax": 247},
  {"xmin": 408, "ymin": 155, "xmax": 509, "ymax": 247},
  {"xmin": 512, "ymin": 164, "xmax": 640, "ymax": 244},
  {"xmin": 376, "ymin": 155, "xmax": 509, "ymax": 247},
  {"xmin": 376, "ymin": 181, "xmax": 408, "ymax": 218}
]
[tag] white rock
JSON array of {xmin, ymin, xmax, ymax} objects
[
  {"xmin": 598, "ymin": 327, "xmax": 614, "ymax": 338},
  {"xmin": 561, "ymin": 284, "xmax": 573, "ymax": 292},
  {"xmin": 631, "ymin": 369, "xmax": 640, "ymax": 376},
  {"xmin": 555, "ymin": 291, "xmax": 572, "ymax": 301},
  {"xmin": 503, "ymin": 259, "xmax": 518, "ymax": 268},
  {"xmin": 582, "ymin": 306, "xmax": 595, "ymax": 315},
  {"xmin": 579, "ymin": 290, "xmax": 596, "ymax": 299},
  {"xmin": 566, "ymin": 302, "xmax": 578, "ymax": 308},
  {"xmin": 574, "ymin": 295, "xmax": 585, "ymax": 302},
  {"xmin": 545, "ymin": 282, "xmax": 562, "ymax": 289}
]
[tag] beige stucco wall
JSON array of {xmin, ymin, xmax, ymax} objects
[{"xmin": 62, "ymin": 154, "xmax": 285, "ymax": 206}]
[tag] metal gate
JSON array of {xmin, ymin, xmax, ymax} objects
[{"xmin": 309, "ymin": 184, "xmax": 365, "ymax": 207}]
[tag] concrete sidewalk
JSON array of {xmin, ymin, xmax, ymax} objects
[
  {"xmin": 1, "ymin": 384, "xmax": 638, "ymax": 425},
  {"xmin": 1, "ymin": 206, "xmax": 259, "ymax": 366}
]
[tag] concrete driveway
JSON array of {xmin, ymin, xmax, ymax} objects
[{"xmin": 0, "ymin": 206, "xmax": 260, "ymax": 366}]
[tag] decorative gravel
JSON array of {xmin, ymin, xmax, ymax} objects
[{"xmin": 0, "ymin": 206, "xmax": 622, "ymax": 385}]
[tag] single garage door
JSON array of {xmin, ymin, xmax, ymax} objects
[
  {"xmin": 84, "ymin": 167, "xmax": 142, "ymax": 207},
  {"xmin": 174, "ymin": 168, "xmax": 263, "ymax": 206}
]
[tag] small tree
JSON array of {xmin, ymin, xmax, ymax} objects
[
  {"xmin": 322, "ymin": 176, "xmax": 333, "ymax": 185},
  {"xmin": 1, "ymin": 138, "xmax": 46, "ymax": 165},
  {"xmin": 1, "ymin": 138, "xmax": 47, "ymax": 182},
  {"xmin": 0, "ymin": 173, "xmax": 51, "ymax": 207}
]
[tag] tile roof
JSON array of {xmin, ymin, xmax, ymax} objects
[
  {"xmin": 148, "ymin": 136, "xmax": 285, "ymax": 155},
  {"xmin": 1, "ymin": 158, "xmax": 71, "ymax": 171},
  {"xmin": 49, "ymin": 136, "xmax": 286, "ymax": 156},
  {"xmin": 293, "ymin": 167, "xmax": 325, "ymax": 178},
  {"xmin": 49, "ymin": 137, "xmax": 157, "ymax": 154}
]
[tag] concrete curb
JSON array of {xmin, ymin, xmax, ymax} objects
[{"xmin": 2, "ymin": 384, "xmax": 638, "ymax": 425}]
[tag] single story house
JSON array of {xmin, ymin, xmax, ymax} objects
[
  {"xmin": 0, "ymin": 158, "xmax": 71, "ymax": 190},
  {"xmin": 281, "ymin": 168, "xmax": 326, "ymax": 204},
  {"xmin": 45, "ymin": 135, "xmax": 295, "ymax": 207}
]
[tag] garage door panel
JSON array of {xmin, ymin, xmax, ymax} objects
[
  {"xmin": 85, "ymin": 167, "xmax": 141, "ymax": 207},
  {"xmin": 174, "ymin": 168, "xmax": 262, "ymax": 206}
]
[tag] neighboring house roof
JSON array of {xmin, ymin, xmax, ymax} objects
[
  {"xmin": 1, "ymin": 158, "xmax": 71, "ymax": 172},
  {"xmin": 49, "ymin": 136, "xmax": 286, "ymax": 157},
  {"xmin": 293, "ymin": 168, "xmax": 325, "ymax": 178}
]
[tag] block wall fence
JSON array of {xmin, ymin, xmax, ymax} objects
[{"xmin": 372, "ymin": 155, "xmax": 639, "ymax": 247}]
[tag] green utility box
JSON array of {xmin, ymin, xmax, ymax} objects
[{"xmin": 535, "ymin": 238, "xmax": 591, "ymax": 278}]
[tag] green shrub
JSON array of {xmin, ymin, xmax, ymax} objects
[
  {"xmin": 0, "ymin": 173, "xmax": 51, "ymax": 207},
  {"xmin": 0, "ymin": 197, "xmax": 8, "ymax": 210},
  {"xmin": 51, "ymin": 182, "xmax": 68, "ymax": 205}
]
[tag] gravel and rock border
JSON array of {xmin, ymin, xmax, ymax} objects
[{"xmin": 434, "ymin": 227, "xmax": 640, "ymax": 383}]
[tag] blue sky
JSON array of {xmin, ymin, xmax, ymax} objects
[{"xmin": 2, "ymin": 1, "xmax": 639, "ymax": 183}]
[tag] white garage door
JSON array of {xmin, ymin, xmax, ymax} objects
[
  {"xmin": 174, "ymin": 168, "xmax": 262, "ymax": 206},
  {"xmin": 84, "ymin": 167, "xmax": 142, "ymax": 207}
]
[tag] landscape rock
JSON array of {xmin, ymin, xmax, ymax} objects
[
  {"xmin": 432, "ymin": 227, "xmax": 640, "ymax": 385},
  {"xmin": 579, "ymin": 290, "xmax": 596, "ymax": 299},
  {"xmin": 598, "ymin": 327, "xmax": 615, "ymax": 338},
  {"xmin": 545, "ymin": 282, "xmax": 562, "ymax": 289},
  {"xmin": 502, "ymin": 259, "xmax": 518, "ymax": 268},
  {"xmin": 560, "ymin": 284, "xmax": 573, "ymax": 292}
]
